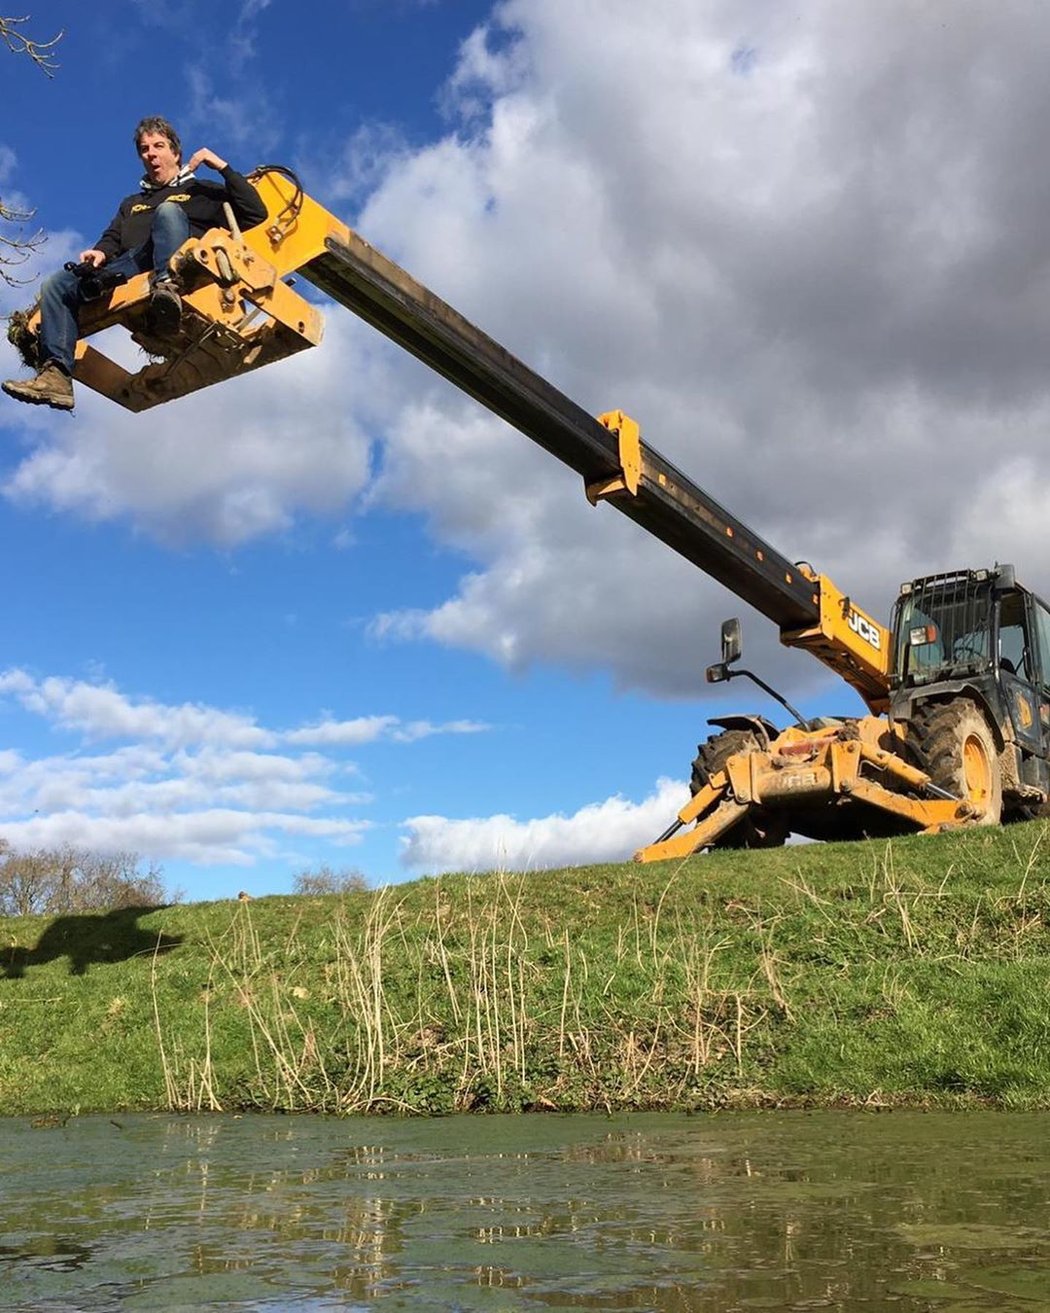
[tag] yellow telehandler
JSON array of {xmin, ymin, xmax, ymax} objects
[{"xmin": 10, "ymin": 168, "xmax": 1050, "ymax": 859}]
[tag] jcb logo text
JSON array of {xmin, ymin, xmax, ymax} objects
[{"xmin": 848, "ymin": 611, "xmax": 882, "ymax": 651}]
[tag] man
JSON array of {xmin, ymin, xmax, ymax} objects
[{"xmin": 2, "ymin": 116, "xmax": 267, "ymax": 412}]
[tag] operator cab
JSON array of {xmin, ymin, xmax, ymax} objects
[
  {"xmin": 891, "ymin": 564, "xmax": 1050, "ymax": 790},
  {"xmin": 894, "ymin": 568, "xmax": 1002, "ymax": 683}
]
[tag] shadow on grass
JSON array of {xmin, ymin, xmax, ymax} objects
[{"xmin": 3, "ymin": 906, "xmax": 183, "ymax": 978}]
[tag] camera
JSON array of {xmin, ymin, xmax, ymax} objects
[{"xmin": 64, "ymin": 261, "xmax": 129, "ymax": 302}]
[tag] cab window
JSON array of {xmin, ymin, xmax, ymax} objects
[
  {"xmin": 1032, "ymin": 600, "xmax": 1050, "ymax": 689},
  {"xmin": 998, "ymin": 591, "xmax": 1032, "ymax": 680}
]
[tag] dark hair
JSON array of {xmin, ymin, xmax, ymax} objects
[{"xmin": 134, "ymin": 116, "xmax": 181, "ymax": 163}]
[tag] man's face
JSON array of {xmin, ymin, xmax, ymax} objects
[{"xmin": 138, "ymin": 132, "xmax": 180, "ymax": 186}]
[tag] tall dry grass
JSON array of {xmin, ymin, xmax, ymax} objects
[{"xmin": 152, "ymin": 866, "xmax": 769, "ymax": 1114}]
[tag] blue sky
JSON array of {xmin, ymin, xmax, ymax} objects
[{"xmin": 3, "ymin": 1, "xmax": 1050, "ymax": 900}]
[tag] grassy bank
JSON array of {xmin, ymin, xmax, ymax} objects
[{"xmin": 2, "ymin": 823, "xmax": 1049, "ymax": 1117}]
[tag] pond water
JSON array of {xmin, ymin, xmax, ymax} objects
[{"xmin": 1, "ymin": 1110, "xmax": 1047, "ymax": 1311}]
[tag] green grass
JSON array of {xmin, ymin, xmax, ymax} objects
[{"xmin": 2, "ymin": 822, "xmax": 1050, "ymax": 1117}]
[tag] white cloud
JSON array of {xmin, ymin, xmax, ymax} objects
[
  {"xmin": 389, "ymin": 718, "xmax": 490, "ymax": 743},
  {"xmin": 0, "ymin": 660, "xmax": 686, "ymax": 877},
  {"xmin": 360, "ymin": 0, "xmax": 1050, "ymax": 699},
  {"xmin": 283, "ymin": 715, "xmax": 401, "ymax": 747},
  {"xmin": 184, "ymin": 65, "xmax": 282, "ymax": 156},
  {"xmin": 3, "ymin": 311, "xmax": 379, "ymax": 545},
  {"xmin": 399, "ymin": 776, "xmax": 690, "ymax": 874},
  {"xmin": 0, "ymin": 808, "xmax": 367, "ymax": 868},
  {"xmin": 0, "ymin": 669, "xmax": 274, "ymax": 748},
  {"xmin": 0, "ymin": 668, "xmax": 495, "ymax": 868},
  {"xmin": 177, "ymin": 746, "xmax": 338, "ymax": 784},
  {"xmin": 283, "ymin": 714, "xmax": 492, "ymax": 747}
]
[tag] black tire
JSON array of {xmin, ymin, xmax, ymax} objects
[
  {"xmin": 690, "ymin": 729, "xmax": 788, "ymax": 849},
  {"xmin": 907, "ymin": 698, "xmax": 1002, "ymax": 824},
  {"xmin": 690, "ymin": 728, "xmax": 762, "ymax": 794}
]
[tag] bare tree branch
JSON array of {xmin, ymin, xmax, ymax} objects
[
  {"xmin": 0, "ymin": 196, "xmax": 45, "ymax": 285},
  {"xmin": 1, "ymin": 17, "xmax": 64, "ymax": 286},
  {"xmin": 0, "ymin": 14, "xmax": 62, "ymax": 75}
]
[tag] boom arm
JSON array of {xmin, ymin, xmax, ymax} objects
[
  {"xmin": 271, "ymin": 178, "xmax": 892, "ymax": 711},
  {"xmin": 45, "ymin": 171, "xmax": 892, "ymax": 710}
]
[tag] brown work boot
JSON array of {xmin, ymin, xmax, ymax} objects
[
  {"xmin": 1, "ymin": 361, "xmax": 75, "ymax": 411},
  {"xmin": 147, "ymin": 279, "xmax": 182, "ymax": 337}
]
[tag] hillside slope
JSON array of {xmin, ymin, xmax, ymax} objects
[{"xmin": 2, "ymin": 824, "xmax": 1049, "ymax": 1117}]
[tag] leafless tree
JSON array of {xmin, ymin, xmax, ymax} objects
[
  {"xmin": 0, "ymin": 840, "xmax": 54, "ymax": 915},
  {"xmin": 292, "ymin": 864, "xmax": 369, "ymax": 897},
  {"xmin": 0, "ymin": 842, "xmax": 171, "ymax": 915},
  {"xmin": 1, "ymin": 15, "xmax": 63, "ymax": 286}
]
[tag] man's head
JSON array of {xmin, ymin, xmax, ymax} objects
[{"xmin": 134, "ymin": 116, "xmax": 181, "ymax": 186}]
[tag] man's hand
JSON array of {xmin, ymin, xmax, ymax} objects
[
  {"xmin": 186, "ymin": 147, "xmax": 228, "ymax": 173},
  {"xmin": 78, "ymin": 249, "xmax": 106, "ymax": 267}
]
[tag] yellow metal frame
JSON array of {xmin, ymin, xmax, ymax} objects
[
  {"xmin": 634, "ymin": 716, "xmax": 974, "ymax": 862},
  {"xmin": 780, "ymin": 570, "xmax": 892, "ymax": 714},
  {"xmin": 585, "ymin": 413, "xmax": 892, "ymax": 714},
  {"xmin": 21, "ymin": 170, "xmax": 348, "ymax": 412},
  {"xmin": 588, "ymin": 410, "xmax": 641, "ymax": 503}
]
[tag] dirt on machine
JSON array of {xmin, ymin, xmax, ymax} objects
[{"xmin": 10, "ymin": 167, "xmax": 1050, "ymax": 859}]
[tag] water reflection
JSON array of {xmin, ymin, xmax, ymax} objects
[{"xmin": 0, "ymin": 1110, "xmax": 1047, "ymax": 1310}]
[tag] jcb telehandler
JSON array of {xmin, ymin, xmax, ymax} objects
[
  {"xmin": 10, "ymin": 169, "xmax": 1050, "ymax": 858},
  {"xmin": 644, "ymin": 564, "xmax": 1050, "ymax": 861}
]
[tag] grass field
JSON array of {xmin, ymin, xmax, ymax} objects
[{"xmin": 2, "ymin": 822, "xmax": 1049, "ymax": 1117}]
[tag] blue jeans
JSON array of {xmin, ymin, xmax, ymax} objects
[{"xmin": 39, "ymin": 202, "xmax": 190, "ymax": 374}]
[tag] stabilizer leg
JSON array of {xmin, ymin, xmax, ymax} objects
[{"xmin": 634, "ymin": 775, "xmax": 750, "ymax": 862}]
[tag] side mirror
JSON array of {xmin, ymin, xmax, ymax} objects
[
  {"xmin": 721, "ymin": 617, "xmax": 743, "ymax": 665},
  {"xmin": 705, "ymin": 618, "xmax": 742, "ymax": 684},
  {"xmin": 995, "ymin": 563, "xmax": 1016, "ymax": 593}
]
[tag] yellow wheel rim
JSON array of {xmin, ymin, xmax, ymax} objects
[{"xmin": 962, "ymin": 733, "xmax": 993, "ymax": 807}]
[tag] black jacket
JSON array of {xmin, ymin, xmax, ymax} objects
[{"xmin": 94, "ymin": 166, "xmax": 267, "ymax": 261}]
